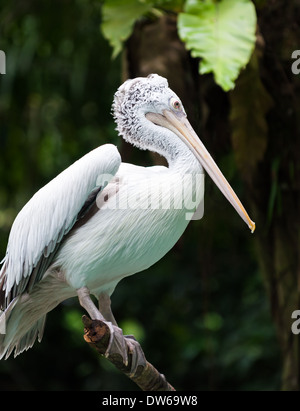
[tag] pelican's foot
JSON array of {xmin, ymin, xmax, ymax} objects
[
  {"xmin": 104, "ymin": 322, "xmax": 129, "ymax": 366},
  {"xmin": 78, "ymin": 287, "xmax": 145, "ymax": 374},
  {"xmin": 124, "ymin": 334, "xmax": 147, "ymax": 377},
  {"xmin": 105, "ymin": 330, "xmax": 146, "ymax": 375}
]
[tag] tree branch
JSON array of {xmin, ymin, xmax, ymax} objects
[{"xmin": 82, "ymin": 315, "xmax": 175, "ymax": 391}]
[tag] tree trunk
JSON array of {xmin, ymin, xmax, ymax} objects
[{"xmin": 242, "ymin": 1, "xmax": 300, "ymax": 390}]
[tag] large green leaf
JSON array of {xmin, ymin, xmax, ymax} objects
[
  {"xmin": 178, "ymin": 0, "xmax": 257, "ymax": 91},
  {"xmin": 101, "ymin": 0, "xmax": 153, "ymax": 58}
]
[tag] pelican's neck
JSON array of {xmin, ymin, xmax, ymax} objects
[
  {"xmin": 144, "ymin": 117, "xmax": 203, "ymax": 175},
  {"xmin": 118, "ymin": 112, "xmax": 203, "ymax": 175},
  {"xmin": 164, "ymin": 141, "xmax": 202, "ymax": 176}
]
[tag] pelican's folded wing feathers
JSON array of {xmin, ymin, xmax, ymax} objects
[{"xmin": 0, "ymin": 144, "xmax": 121, "ymax": 309}]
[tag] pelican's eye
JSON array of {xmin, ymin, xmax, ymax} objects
[{"xmin": 170, "ymin": 97, "xmax": 181, "ymax": 111}]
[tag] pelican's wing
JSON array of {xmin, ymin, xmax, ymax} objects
[{"xmin": 0, "ymin": 144, "xmax": 121, "ymax": 309}]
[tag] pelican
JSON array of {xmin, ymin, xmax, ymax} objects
[{"xmin": 0, "ymin": 74, "xmax": 255, "ymax": 362}]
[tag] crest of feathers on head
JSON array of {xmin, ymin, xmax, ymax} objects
[{"xmin": 112, "ymin": 74, "xmax": 169, "ymax": 148}]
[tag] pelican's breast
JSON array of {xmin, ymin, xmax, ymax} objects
[{"xmin": 56, "ymin": 163, "xmax": 204, "ymax": 292}]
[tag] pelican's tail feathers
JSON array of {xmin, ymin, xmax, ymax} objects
[{"xmin": 0, "ymin": 295, "xmax": 47, "ymax": 360}]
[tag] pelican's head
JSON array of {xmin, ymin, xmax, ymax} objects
[
  {"xmin": 113, "ymin": 74, "xmax": 255, "ymax": 233},
  {"xmin": 113, "ymin": 74, "xmax": 185, "ymax": 145}
]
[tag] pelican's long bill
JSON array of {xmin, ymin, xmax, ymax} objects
[{"xmin": 146, "ymin": 110, "xmax": 256, "ymax": 233}]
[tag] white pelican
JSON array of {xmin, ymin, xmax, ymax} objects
[{"xmin": 0, "ymin": 74, "xmax": 255, "ymax": 361}]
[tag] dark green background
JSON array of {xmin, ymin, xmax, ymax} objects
[{"xmin": 0, "ymin": 0, "xmax": 282, "ymax": 390}]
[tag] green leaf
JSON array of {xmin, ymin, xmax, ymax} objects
[
  {"xmin": 178, "ymin": 0, "xmax": 257, "ymax": 91},
  {"xmin": 101, "ymin": 0, "xmax": 154, "ymax": 58}
]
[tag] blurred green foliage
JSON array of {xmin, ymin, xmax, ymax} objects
[{"xmin": 0, "ymin": 0, "xmax": 281, "ymax": 390}]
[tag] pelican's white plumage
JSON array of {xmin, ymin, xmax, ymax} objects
[
  {"xmin": 1, "ymin": 145, "xmax": 121, "ymax": 300},
  {"xmin": 0, "ymin": 74, "xmax": 254, "ymax": 359}
]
